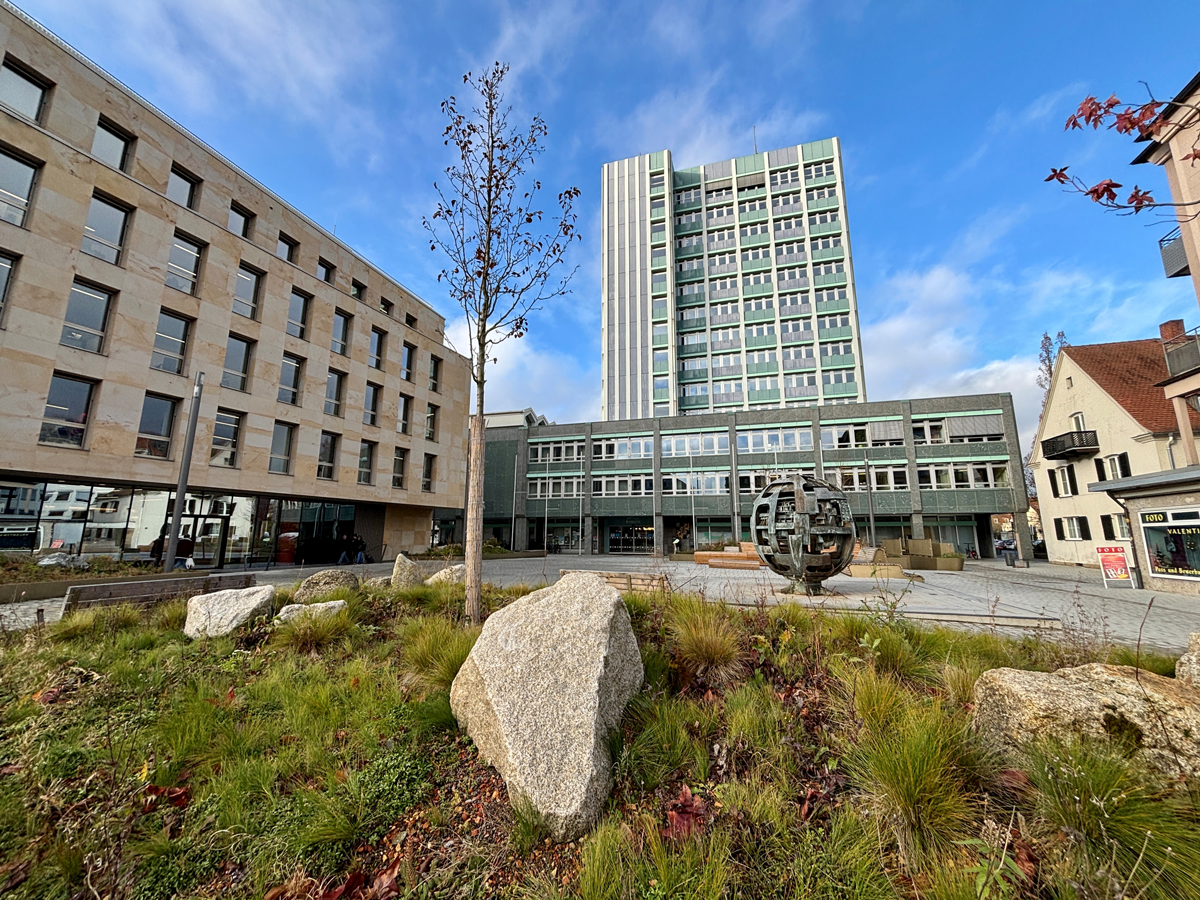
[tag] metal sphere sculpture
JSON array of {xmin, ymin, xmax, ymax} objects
[{"xmin": 750, "ymin": 473, "xmax": 856, "ymax": 594}]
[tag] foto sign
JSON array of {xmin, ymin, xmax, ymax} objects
[
  {"xmin": 1096, "ymin": 545, "xmax": 1131, "ymax": 589},
  {"xmin": 1140, "ymin": 509, "xmax": 1200, "ymax": 580}
]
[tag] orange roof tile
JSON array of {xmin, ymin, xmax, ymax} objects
[{"xmin": 1063, "ymin": 339, "xmax": 1200, "ymax": 434}]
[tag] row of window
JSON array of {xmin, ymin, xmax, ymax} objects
[
  {"xmin": 1048, "ymin": 454, "xmax": 1131, "ymax": 498},
  {"xmin": 671, "ymin": 263, "xmax": 845, "ymax": 294},
  {"xmin": 1053, "ymin": 514, "xmax": 1131, "ymax": 542},
  {"xmin": 674, "ymin": 235, "xmax": 842, "ymax": 266},
  {"xmin": 37, "ymin": 373, "xmax": 439, "ymax": 490},
  {"xmin": 659, "ymin": 211, "xmax": 841, "ymax": 243},
  {"xmin": 0, "ymin": 57, "xmax": 421, "ymax": 328}
]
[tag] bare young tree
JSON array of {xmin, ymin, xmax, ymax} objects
[{"xmin": 425, "ymin": 63, "xmax": 580, "ymax": 624}]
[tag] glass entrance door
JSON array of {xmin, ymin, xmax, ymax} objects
[{"xmin": 608, "ymin": 525, "xmax": 654, "ymax": 554}]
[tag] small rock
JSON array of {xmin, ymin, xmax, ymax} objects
[
  {"xmin": 391, "ymin": 554, "xmax": 424, "ymax": 587},
  {"xmin": 275, "ymin": 599, "xmax": 348, "ymax": 624},
  {"xmin": 972, "ymin": 663, "xmax": 1200, "ymax": 778},
  {"xmin": 184, "ymin": 585, "xmax": 275, "ymax": 639},
  {"xmin": 294, "ymin": 568, "xmax": 359, "ymax": 603},
  {"xmin": 36, "ymin": 552, "xmax": 88, "ymax": 570},
  {"xmin": 364, "ymin": 576, "xmax": 392, "ymax": 589},
  {"xmin": 425, "ymin": 564, "xmax": 466, "ymax": 586},
  {"xmin": 450, "ymin": 572, "xmax": 643, "ymax": 841},
  {"xmin": 1176, "ymin": 633, "xmax": 1200, "ymax": 686}
]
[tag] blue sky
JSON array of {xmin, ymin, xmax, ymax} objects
[{"xmin": 17, "ymin": 0, "xmax": 1200, "ymax": 446}]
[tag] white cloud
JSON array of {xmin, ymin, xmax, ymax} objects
[
  {"xmin": 25, "ymin": 0, "xmax": 391, "ymax": 154},
  {"xmin": 446, "ymin": 317, "xmax": 600, "ymax": 424},
  {"xmin": 487, "ymin": 0, "xmax": 591, "ymax": 82},
  {"xmin": 597, "ymin": 76, "xmax": 826, "ymax": 168}
]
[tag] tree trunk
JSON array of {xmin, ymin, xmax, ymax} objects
[{"xmin": 464, "ymin": 375, "xmax": 487, "ymax": 625}]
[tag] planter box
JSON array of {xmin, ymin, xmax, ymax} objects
[
  {"xmin": 908, "ymin": 555, "xmax": 937, "ymax": 570},
  {"xmin": 935, "ymin": 557, "xmax": 965, "ymax": 571}
]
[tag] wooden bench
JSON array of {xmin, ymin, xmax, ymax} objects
[
  {"xmin": 559, "ymin": 570, "xmax": 671, "ymax": 594},
  {"xmin": 64, "ymin": 572, "xmax": 257, "ymax": 611}
]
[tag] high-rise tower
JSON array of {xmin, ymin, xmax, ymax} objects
[{"xmin": 600, "ymin": 139, "xmax": 865, "ymax": 420}]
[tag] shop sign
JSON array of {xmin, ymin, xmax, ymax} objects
[
  {"xmin": 1095, "ymin": 545, "xmax": 1131, "ymax": 588},
  {"xmin": 1140, "ymin": 509, "xmax": 1200, "ymax": 580}
]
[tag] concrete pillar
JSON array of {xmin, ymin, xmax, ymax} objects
[
  {"xmin": 1013, "ymin": 510, "xmax": 1034, "ymax": 559},
  {"xmin": 654, "ymin": 513, "xmax": 665, "ymax": 557},
  {"xmin": 1172, "ymin": 396, "xmax": 1200, "ymax": 467},
  {"xmin": 583, "ymin": 515, "xmax": 593, "ymax": 556},
  {"xmin": 910, "ymin": 513, "xmax": 925, "ymax": 540},
  {"xmin": 513, "ymin": 515, "xmax": 528, "ymax": 551}
]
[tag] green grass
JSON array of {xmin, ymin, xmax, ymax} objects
[
  {"xmin": 271, "ymin": 606, "xmax": 356, "ymax": 652},
  {"xmin": 665, "ymin": 594, "xmax": 744, "ymax": 687},
  {"xmin": 400, "ymin": 615, "xmax": 480, "ymax": 694}
]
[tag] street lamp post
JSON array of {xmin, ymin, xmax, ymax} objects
[{"xmin": 164, "ymin": 372, "xmax": 205, "ymax": 573}]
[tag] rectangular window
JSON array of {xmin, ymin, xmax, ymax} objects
[
  {"xmin": 210, "ymin": 408, "xmax": 241, "ymax": 467},
  {"xmin": 357, "ymin": 441, "xmax": 375, "ymax": 484},
  {"xmin": 429, "ymin": 355, "xmax": 442, "ymax": 392},
  {"xmin": 61, "ymin": 280, "xmax": 113, "ymax": 353},
  {"xmin": 221, "ymin": 334, "xmax": 253, "ymax": 391},
  {"xmin": 369, "ymin": 328, "xmax": 386, "ymax": 369},
  {"xmin": 0, "ymin": 252, "xmax": 14, "ymax": 320},
  {"xmin": 277, "ymin": 232, "xmax": 297, "ymax": 262},
  {"xmin": 425, "ymin": 403, "xmax": 439, "ymax": 441},
  {"xmin": 134, "ymin": 393, "xmax": 175, "ymax": 459},
  {"xmin": 363, "ymin": 382, "xmax": 380, "ymax": 426},
  {"xmin": 331, "ymin": 310, "xmax": 351, "ymax": 355},
  {"xmin": 380, "ymin": 297, "xmax": 393, "ymax": 317},
  {"xmin": 228, "ymin": 203, "xmax": 253, "ymax": 238},
  {"xmin": 269, "ymin": 422, "xmax": 294, "ymax": 474},
  {"xmin": 405, "ymin": 312, "xmax": 417, "ymax": 327},
  {"xmin": 232, "ymin": 263, "xmax": 261, "ymax": 319},
  {"xmin": 287, "ymin": 289, "xmax": 309, "ymax": 339},
  {"xmin": 391, "ymin": 447, "xmax": 407, "ymax": 489},
  {"xmin": 80, "ymin": 195, "xmax": 128, "ymax": 264},
  {"xmin": 91, "ymin": 119, "xmax": 131, "ymax": 170},
  {"xmin": 278, "ymin": 353, "xmax": 303, "ymax": 404},
  {"xmin": 0, "ymin": 60, "xmax": 47, "ymax": 121},
  {"xmin": 166, "ymin": 166, "xmax": 198, "ymax": 209},
  {"xmin": 397, "ymin": 394, "xmax": 412, "ymax": 434},
  {"xmin": 40, "ymin": 374, "xmax": 94, "ymax": 448},
  {"xmin": 166, "ymin": 232, "xmax": 203, "ymax": 293},
  {"xmin": 324, "ymin": 369, "xmax": 344, "ymax": 416},
  {"xmin": 317, "ymin": 258, "xmax": 335, "ymax": 283},
  {"xmin": 422, "ymin": 454, "xmax": 436, "ymax": 492},
  {"xmin": 351, "ymin": 280, "xmax": 365, "ymax": 300},
  {"xmin": 0, "ymin": 149, "xmax": 38, "ymax": 226},
  {"xmin": 401, "ymin": 342, "xmax": 416, "ymax": 380},
  {"xmin": 317, "ymin": 431, "xmax": 339, "ymax": 479},
  {"xmin": 150, "ymin": 309, "xmax": 189, "ymax": 374}
]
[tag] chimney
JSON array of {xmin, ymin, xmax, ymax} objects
[{"xmin": 1161, "ymin": 319, "xmax": 1186, "ymax": 341}]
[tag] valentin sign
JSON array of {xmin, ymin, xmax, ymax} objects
[{"xmin": 1140, "ymin": 510, "xmax": 1200, "ymax": 580}]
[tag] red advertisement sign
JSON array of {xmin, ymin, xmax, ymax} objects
[{"xmin": 1096, "ymin": 546, "xmax": 1131, "ymax": 583}]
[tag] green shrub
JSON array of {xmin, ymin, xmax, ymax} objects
[
  {"xmin": 151, "ymin": 598, "xmax": 188, "ymax": 632},
  {"xmin": 1027, "ymin": 738, "xmax": 1200, "ymax": 900},
  {"xmin": 940, "ymin": 659, "xmax": 984, "ymax": 707},
  {"xmin": 845, "ymin": 702, "xmax": 988, "ymax": 871},
  {"xmin": 834, "ymin": 666, "xmax": 910, "ymax": 736},
  {"xmin": 272, "ymin": 607, "xmax": 355, "ymax": 653},
  {"xmin": 616, "ymin": 695, "xmax": 707, "ymax": 790},
  {"xmin": 1107, "ymin": 645, "xmax": 1179, "ymax": 678},
  {"xmin": 725, "ymin": 681, "xmax": 791, "ymax": 776},
  {"xmin": 871, "ymin": 627, "xmax": 932, "ymax": 682},
  {"xmin": 640, "ymin": 645, "xmax": 671, "ymax": 692},
  {"xmin": 400, "ymin": 616, "xmax": 479, "ymax": 694},
  {"xmin": 666, "ymin": 595, "xmax": 743, "ymax": 687},
  {"xmin": 509, "ymin": 794, "xmax": 550, "ymax": 855},
  {"xmin": 759, "ymin": 810, "xmax": 898, "ymax": 900},
  {"xmin": 405, "ymin": 691, "xmax": 459, "ymax": 735}
]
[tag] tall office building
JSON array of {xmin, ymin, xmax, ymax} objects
[{"xmin": 601, "ymin": 139, "xmax": 865, "ymax": 421}]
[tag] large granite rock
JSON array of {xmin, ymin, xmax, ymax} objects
[
  {"xmin": 391, "ymin": 554, "xmax": 424, "ymax": 588},
  {"xmin": 275, "ymin": 599, "xmax": 348, "ymax": 624},
  {"xmin": 184, "ymin": 585, "xmax": 275, "ymax": 639},
  {"xmin": 973, "ymin": 663, "xmax": 1200, "ymax": 778},
  {"xmin": 425, "ymin": 564, "xmax": 466, "ymax": 586},
  {"xmin": 294, "ymin": 569, "xmax": 359, "ymax": 603},
  {"xmin": 1176, "ymin": 633, "xmax": 1200, "ymax": 686},
  {"xmin": 450, "ymin": 572, "xmax": 643, "ymax": 841}
]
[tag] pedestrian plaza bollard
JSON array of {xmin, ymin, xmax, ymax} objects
[{"xmin": 749, "ymin": 473, "xmax": 857, "ymax": 595}]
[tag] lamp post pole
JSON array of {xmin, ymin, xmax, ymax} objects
[{"xmin": 164, "ymin": 371, "xmax": 205, "ymax": 573}]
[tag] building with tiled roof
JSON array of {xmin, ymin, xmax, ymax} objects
[{"xmin": 1029, "ymin": 322, "xmax": 1200, "ymax": 567}]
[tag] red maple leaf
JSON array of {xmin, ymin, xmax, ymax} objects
[
  {"xmin": 1085, "ymin": 179, "xmax": 1122, "ymax": 203},
  {"xmin": 1044, "ymin": 167, "xmax": 1070, "ymax": 184},
  {"xmin": 1181, "ymin": 149, "xmax": 1200, "ymax": 165},
  {"xmin": 1126, "ymin": 186, "xmax": 1155, "ymax": 211},
  {"xmin": 661, "ymin": 784, "xmax": 707, "ymax": 840}
]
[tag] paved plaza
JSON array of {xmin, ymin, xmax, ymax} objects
[{"xmin": 3, "ymin": 556, "xmax": 1197, "ymax": 653}]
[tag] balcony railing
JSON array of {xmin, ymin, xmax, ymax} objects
[
  {"xmin": 1163, "ymin": 323, "xmax": 1200, "ymax": 379},
  {"xmin": 1160, "ymin": 227, "xmax": 1190, "ymax": 279},
  {"xmin": 1040, "ymin": 430, "xmax": 1099, "ymax": 460}
]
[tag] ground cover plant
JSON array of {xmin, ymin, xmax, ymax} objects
[
  {"xmin": 0, "ymin": 580, "xmax": 1195, "ymax": 899},
  {"xmin": 0, "ymin": 553, "xmax": 158, "ymax": 586}
]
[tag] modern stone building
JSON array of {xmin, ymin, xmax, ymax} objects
[
  {"xmin": 483, "ymin": 394, "xmax": 1030, "ymax": 557},
  {"xmin": 600, "ymin": 139, "xmax": 864, "ymax": 421},
  {"xmin": 0, "ymin": 4, "xmax": 468, "ymax": 565}
]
